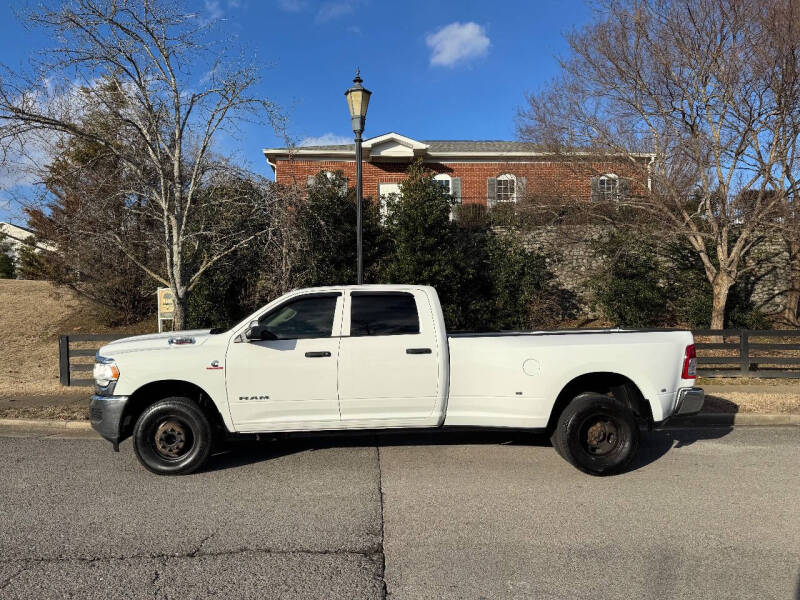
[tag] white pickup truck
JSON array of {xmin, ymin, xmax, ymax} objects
[{"xmin": 90, "ymin": 285, "xmax": 703, "ymax": 475}]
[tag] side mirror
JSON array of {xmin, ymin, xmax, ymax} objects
[
  {"xmin": 244, "ymin": 320, "xmax": 260, "ymax": 341},
  {"xmin": 245, "ymin": 322, "xmax": 277, "ymax": 341}
]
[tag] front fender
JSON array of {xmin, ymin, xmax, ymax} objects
[{"xmin": 111, "ymin": 345, "xmax": 233, "ymax": 431}]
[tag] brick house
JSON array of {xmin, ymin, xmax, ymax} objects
[{"xmin": 263, "ymin": 132, "xmax": 654, "ymax": 206}]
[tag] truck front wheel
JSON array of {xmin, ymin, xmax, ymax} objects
[
  {"xmin": 551, "ymin": 392, "xmax": 639, "ymax": 476},
  {"xmin": 132, "ymin": 397, "xmax": 213, "ymax": 475}
]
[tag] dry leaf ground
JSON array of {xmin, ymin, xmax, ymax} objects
[{"xmin": 0, "ymin": 279, "xmax": 151, "ymax": 418}]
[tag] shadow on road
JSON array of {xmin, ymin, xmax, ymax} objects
[
  {"xmin": 630, "ymin": 425, "xmax": 734, "ymax": 471},
  {"xmin": 202, "ymin": 425, "xmax": 734, "ymax": 475}
]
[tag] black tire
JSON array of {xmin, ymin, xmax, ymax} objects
[
  {"xmin": 551, "ymin": 392, "xmax": 640, "ymax": 476},
  {"xmin": 132, "ymin": 397, "xmax": 213, "ymax": 475}
]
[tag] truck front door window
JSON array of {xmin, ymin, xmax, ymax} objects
[{"xmin": 260, "ymin": 295, "xmax": 337, "ymax": 339}]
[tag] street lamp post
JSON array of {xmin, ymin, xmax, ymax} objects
[{"xmin": 345, "ymin": 69, "xmax": 371, "ymax": 285}]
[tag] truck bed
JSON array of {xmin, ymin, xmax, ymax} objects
[{"xmin": 444, "ymin": 329, "xmax": 694, "ymax": 428}]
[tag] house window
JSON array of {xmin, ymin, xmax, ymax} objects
[
  {"xmin": 433, "ymin": 173, "xmax": 452, "ymax": 194},
  {"xmin": 307, "ymin": 171, "xmax": 348, "ymax": 193},
  {"xmin": 378, "ymin": 182, "xmax": 401, "ymax": 222},
  {"xmin": 598, "ymin": 174, "xmax": 619, "ymax": 200},
  {"xmin": 496, "ymin": 174, "xmax": 517, "ymax": 203}
]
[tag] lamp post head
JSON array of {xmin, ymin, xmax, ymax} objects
[{"xmin": 345, "ymin": 68, "xmax": 371, "ymax": 135}]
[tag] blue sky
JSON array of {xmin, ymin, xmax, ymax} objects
[{"xmin": 0, "ymin": 0, "xmax": 592, "ymax": 223}]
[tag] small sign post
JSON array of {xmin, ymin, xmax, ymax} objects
[{"xmin": 157, "ymin": 287, "xmax": 175, "ymax": 333}]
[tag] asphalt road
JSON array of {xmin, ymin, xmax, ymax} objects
[{"xmin": 0, "ymin": 425, "xmax": 798, "ymax": 599}]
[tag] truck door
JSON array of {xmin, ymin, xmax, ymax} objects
[
  {"xmin": 338, "ymin": 290, "xmax": 441, "ymax": 423},
  {"xmin": 225, "ymin": 292, "xmax": 342, "ymax": 430}
]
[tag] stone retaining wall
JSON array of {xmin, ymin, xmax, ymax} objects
[{"xmin": 513, "ymin": 225, "xmax": 792, "ymax": 318}]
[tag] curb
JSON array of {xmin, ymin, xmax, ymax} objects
[
  {"xmin": 664, "ymin": 413, "xmax": 800, "ymax": 427},
  {"xmin": 0, "ymin": 418, "xmax": 93, "ymax": 431}
]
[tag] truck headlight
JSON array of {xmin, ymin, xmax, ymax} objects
[{"xmin": 93, "ymin": 356, "xmax": 120, "ymax": 387}]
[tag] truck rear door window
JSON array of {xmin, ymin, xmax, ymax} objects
[{"xmin": 350, "ymin": 293, "xmax": 420, "ymax": 336}]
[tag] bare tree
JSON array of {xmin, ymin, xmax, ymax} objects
[
  {"xmin": 0, "ymin": 0, "xmax": 283, "ymax": 328},
  {"xmin": 761, "ymin": 0, "xmax": 800, "ymax": 324},
  {"xmin": 518, "ymin": 0, "xmax": 800, "ymax": 329}
]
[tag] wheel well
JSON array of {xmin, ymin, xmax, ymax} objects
[
  {"xmin": 546, "ymin": 372, "xmax": 652, "ymax": 431},
  {"xmin": 120, "ymin": 380, "xmax": 226, "ymax": 441}
]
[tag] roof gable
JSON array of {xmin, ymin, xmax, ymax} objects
[{"xmin": 362, "ymin": 133, "xmax": 428, "ymax": 160}]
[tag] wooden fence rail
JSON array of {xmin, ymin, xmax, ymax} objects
[
  {"xmin": 58, "ymin": 334, "xmax": 121, "ymax": 387},
  {"xmin": 57, "ymin": 328, "xmax": 800, "ymax": 386},
  {"xmin": 693, "ymin": 329, "xmax": 800, "ymax": 378}
]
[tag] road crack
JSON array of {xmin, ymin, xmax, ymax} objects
[
  {"xmin": 0, "ymin": 546, "xmax": 381, "ymax": 566},
  {"xmin": 375, "ymin": 440, "xmax": 388, "ymax": 600},
  {"xmin": 0, "ymin": 565, "xmax": 28, "ymax": 591},
  {"xmin": 189, "ymin": 530, "xmax": 217, "ymax": 557},
  {"xmin": 151, "ymin": 565, "xmax": 161, "ymax": 600}
]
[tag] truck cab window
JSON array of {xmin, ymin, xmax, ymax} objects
[
  {"xmin": 350, "ymin": 293, "xmax": 420, "ymax": 336},
  {"xmin": 259, "ymin": 295, "xmax": 338, "ymax": 340}
]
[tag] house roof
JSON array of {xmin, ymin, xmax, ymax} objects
[
  {"xmin": 0, "ymin": 221, "xmax": 54, "ymax": 254},
  {"xmin": 282, "ymin": 140, "xmax": 549, "ymax": 152},
  {"xmin": 0, "ymin": 222, "xmax": 33, "ymax": 236},
  {"xmin": 263, "ymin": 132, "xmax": 654, "ymax": 170}
]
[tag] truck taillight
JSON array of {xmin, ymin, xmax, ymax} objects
[{"xmin": 682, "ymin": 344, "xmax": 697, "ymax": 379}]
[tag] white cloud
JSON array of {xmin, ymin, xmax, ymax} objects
[
  {"xmin": 426, "ymin": 22, "xmax": 490, "ymax": 68},
  {"xmin": 204, "ymin": 0, "xmax": 224, "ymax": 21},
  {"xmin": 315, "ymin": 1, "xmax": 363, "ymax": 23},
  {"xmin": 299, "ymin": 133, "xmax": 352, "ymax": 147},
  {"xmin": 276, "ymin": 0, "xmax": 307, "ymax": 11},
  {"xmin": 202, "ymin": 0, "xmax": 243, "ymax": 22}
]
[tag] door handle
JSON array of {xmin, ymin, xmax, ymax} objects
[
  {"xmin": 305, "ymin": 351, "xmax": 331, "ymax": 358},
  {"xmin": 406, "ymin": 348, "xmax": 432, "ymax": 354}
]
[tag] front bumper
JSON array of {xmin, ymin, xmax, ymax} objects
[
  {"xmin": 674, "ymin": 387, "xmax": 704, "ymax": 416},
  {"xmin": 89, "ymin": 394, "xmax": 129, "ymax": 450}
]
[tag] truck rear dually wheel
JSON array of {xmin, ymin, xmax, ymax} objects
[
  {"xmin": 551, "ymin": 392, "xmax": 639, "ymax": 476},
  {"xmin": 132, "ymin": 397, "xmax": 212, "ymax": 475}
]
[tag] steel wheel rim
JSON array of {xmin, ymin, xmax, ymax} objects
[
  {"xmin": 579, "ymin": 414, "xmax": 621, "ymax": 456},
  {"xmin": 153, "ymin": 419, "xmax": 193, "ymax": 460}
]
